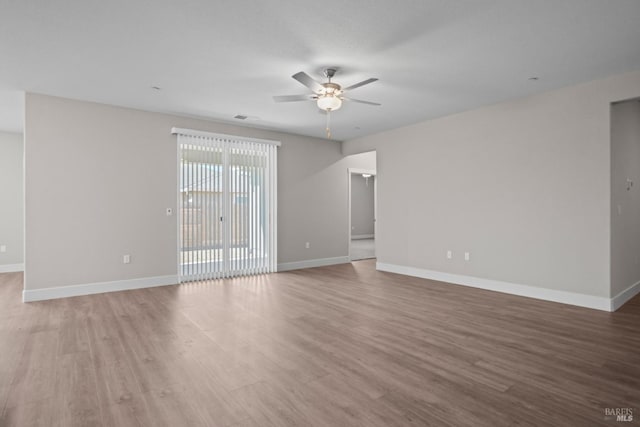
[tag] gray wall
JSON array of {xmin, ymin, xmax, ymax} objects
[
  {"xmin": 0, "ymin": 131, "xmax": 23, "ymax": 268},
  {"xmin": 611, "ymin": 99, "xmax": 640, "ymax": 296},
  {"xmin": 24, "ymin": 94, "xmax": 370, "ymax": 291},
  {"xmin": 351, "ymin": 174, "xmax": 375, "ymax": 237},
  {"xmin": 277, "ymin": 135, "xmax": 376, "ymax": 264},
  {"xmin": 343, "ymin": 70, "xmax": 640, "ymax": 299}
]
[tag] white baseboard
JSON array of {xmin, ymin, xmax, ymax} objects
[
  {"xmin": 0, "ymin": 263, "xmax": 24, "ymax": 273},
  {"xmin": 351, "ymin": 234, "xmax": 374, "ymax": 240},
  {"xmin": 23, "ymin": 275, "xmax": 178, "ymax": 302},
  {"xmin": 376, "ymin": 262, "xmax": 612, "ymax": 312},
  {"xmin": 611, "ymin": 280, "xmax": 640, "ymax": 311},
  {"xmin": 278, "ymin": 256, "xmax": 350, "ymax": 272}
]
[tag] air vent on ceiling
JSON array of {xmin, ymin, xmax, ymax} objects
[{"xmin": 234, "ymin": 114, "xmax": 248, "ymax": 120}]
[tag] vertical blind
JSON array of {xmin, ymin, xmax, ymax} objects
[{"xmin": 172, "ymin": 128, "xmax": 279, "ymax": 282}]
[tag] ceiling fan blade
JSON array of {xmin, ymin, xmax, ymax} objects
[
  {"xmin": 292, "ymin": 71, "xmax": 324, "ymax": 93},
  {"xmin": 273, "ymin": 94, "xmax": 316, "ymax": 103},
  {"xmin": 343, "ymin": 78, "xmax": 378, "ymax": 91},
  {"xmin": 344, "ymin": 97, "xmax": 381, "ymax": 106}
]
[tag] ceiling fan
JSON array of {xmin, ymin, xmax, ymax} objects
[{"xmin": 273, "ymin": 68, "xmax": 380, "ymax": 138}]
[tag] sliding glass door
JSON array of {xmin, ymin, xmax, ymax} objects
[{"xmin": 174, "ymin": 128, "xmax": 278, "ymax": 282}]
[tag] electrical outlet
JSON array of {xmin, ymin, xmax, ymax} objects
[
  {"xmin": 0, "ymin": 245, "xmax": 6, "ymax": 253},
  {"xmin": 166, "ymin": 208, "xmax": 173, "ymax": 216},
  {"xmin": 465, "ymin": 252, "xmax": 470, "ymax": 261},
  {"xmin": 446, "ymin": 250, "xmax": 452, "ymax": 259},
  {"xmin": 123, "ymin": 254, "xmax": 131, "ymax": 264},
  {"xmin": 305, "ymin": 242, "xmax": 310, "ymax": 249}
]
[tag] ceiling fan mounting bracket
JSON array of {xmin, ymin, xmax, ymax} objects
[{"xmin": 323, "ymin": 68, "xmax": 338, "ymax": 80}]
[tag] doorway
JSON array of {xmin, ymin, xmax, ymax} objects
[
  {"xmin": 348, "ymin": 168, "xmax": 376, "ymax": 261},
  {"xmin": 175, "ymin": 128, "xmax": 279, "ymax": 282},
  {"xmin": 610, "ymin": 98, "xmax": 640, "ymax": 306}
]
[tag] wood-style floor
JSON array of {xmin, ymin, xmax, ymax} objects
[{"xmin": 1, "ymin": 261, "xmax": 639, "ymax": 426}]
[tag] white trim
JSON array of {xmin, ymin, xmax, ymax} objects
[
  {"xmin": 348, "ymin": 168, "xmax": 376, "ymax": 176},
  {"xmin": 171, "ymin": 127, "xmax": 281, "ymax": 146},
  {"xmin": 610, "ymin": 279, "xmax": 640, "ymax": 311},
  {"xmin": 376, "ymin": 262, "xmax": 612, "ymax": 312},
  {"xmin": 22, "ymin": 275, "xmax": 178, "ymax": 302},
  {"xmin": 278, "ymin": 256, "xmax": 349, "ymax": 272},
  {"xmin": 271, "ymin": 145, "xmax": 278, "ymax": 273},
  {"xmin": 351, "ymin": 234, "xmax": 374, "ymax": 240},
  {"xmin": 0, "ymin": 263, "xmax": 24, "ymax": 273}
]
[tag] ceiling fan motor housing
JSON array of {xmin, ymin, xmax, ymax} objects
[{"xmin": 321, "ymin": 82, "xmax": 342, "ymax": 95}]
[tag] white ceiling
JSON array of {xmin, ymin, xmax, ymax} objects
[{"xmin": 1, "ymin": 0, "xmax": 639, "ymax": 140}]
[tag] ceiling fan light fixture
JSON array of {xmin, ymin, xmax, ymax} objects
[{"xmin": 317, "ymin": 94, "xmax": 342, "ymax": 111}]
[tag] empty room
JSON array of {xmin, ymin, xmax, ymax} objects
[{"xmin": 1, "ymin": 1, "xmax": 640, "ymax": 426}]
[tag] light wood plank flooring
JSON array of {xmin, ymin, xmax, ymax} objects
[
  {"xmin": 1, "ymin": 261, "xmax": 639, "ymax": 426},
  {"xmin": 350, "ymin": 238, "xmax": 376, "ymax": 261}
]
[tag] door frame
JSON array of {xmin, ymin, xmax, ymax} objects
[
  {"xmin": 347, "ymin": 168, "xmax": 377, "ymax": 261},
  {"xmin": 176, "ymin": 131, "xmax": 279, "ymax": 282}
]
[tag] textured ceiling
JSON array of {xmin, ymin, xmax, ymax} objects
[{"xmin": 1, "ymin": 0, "xmax": 640, "ymax": 140}]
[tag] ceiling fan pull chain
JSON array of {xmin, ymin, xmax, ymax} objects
[{"xmin": 326, "ymin": 110, "xmax": 332, "ymax": 139}]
